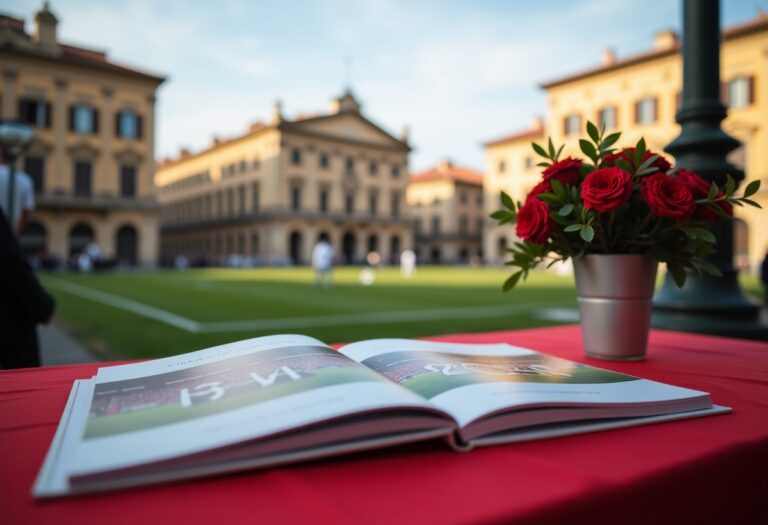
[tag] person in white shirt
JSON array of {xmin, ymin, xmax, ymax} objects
[
  {"xmin": 312, "ymin": 237, "xmax": 335, "ymax": 290},
  {"xmin": 0, "ymin": 154, "xmax": 35, "ymax": 233},
  {"xmin": 400, "ymin": 249, "xmax": 416, "ymax": 278}
]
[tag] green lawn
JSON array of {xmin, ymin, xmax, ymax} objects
[{"xmin": 39, "ymin": 267, "xmax": 763, "ymax": 361}]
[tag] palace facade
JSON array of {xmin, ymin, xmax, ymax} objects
[
  {"xmin": 484, "ymin": 14, "xmax": 768, "ymax": 270},
  {"xmin": 156, "ymin": 91, "xmax": 412, "ymax": 265},
  {"xmin": 407, "ymin": 160, "xmax": 484, "ymax": 264},
  {"xmin": 0, "ymin": 3, "xmax": 165, "ymax": 265}
]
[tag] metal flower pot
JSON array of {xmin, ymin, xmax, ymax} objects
[{"xmin": 573, "ymin": 254, "xmax": 659, "ymax": 361}]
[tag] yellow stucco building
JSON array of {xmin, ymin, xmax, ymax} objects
[
  {"xmin": 485, "ymin": 15, "xmax": 768, "ymax": 270},
  {"xmin": 156, "ymin": 91, "xmax": 412, "ymax": 265},
  {"xmin": 0, "ymin": 3, "xmax": 165, "ymax": 266},
  {"xmin": 407, "ymin": 160, "xmax": 484, "ymax": 264}
]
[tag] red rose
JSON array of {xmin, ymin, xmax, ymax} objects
[
  {"xmin": 542, "ymin": 157, "xmax": 582, "ymax": 186},
  {"xmin": 675, "ymin": 169, "xmax": 733, "ymax": 221},
  {"xmin": 516, "ymin": 197, "xmax": 554, "ymax": 244},
  {"xmin": 602, "ymin": 148, "xmax": 672, "ymax": 174},
  {"xmin": 641, "ymin": 173, "xmax": 695, "ymax": 220},
  {"xmin": 580, "ymin": 167, "xmax": 633, "ymax": 213},
  {"xmin": 527, "ymin": 179, "xmax": 552, "ymax": 202}
]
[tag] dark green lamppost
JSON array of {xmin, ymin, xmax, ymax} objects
[{"xmin": 652, "ymin": 0, "xmax": 768, "ymax": 339}]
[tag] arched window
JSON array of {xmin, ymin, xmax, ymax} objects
[
  {"xmin": 342, "ymin": 232, "xmax": 356, "ymax": 264},
  {"xmin": 116, "ymin": 224, "xmax": 139, "ymax": 265},
  {"xmin": 69, "ymin": 223, "xmax": 94, "ymax": 257},
  {"xmin": 289, "ymin": 231, "xmax": 303, "ymax": 264},
  {"xmin": 19, "ymin": 220, "xmax": 47, "ymax": 258}
]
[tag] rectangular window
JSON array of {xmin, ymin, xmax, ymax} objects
[
  {"xmin": 252, "ymin": 183, "xmax": 260, "ymax": 212},
  {"xmin": 291, "ymin": 186, "xmax": 301, "ymax": 211},
  {"xmin": 24, "ymin": 155, "xmax": 44, "ymax": 194},
  {"xmin": 498, "ymin": 160, "xmax": 506, "ymax": 174},
  {"xmin": 215, "ymin": 192, "xmax": 223, "ymax": 217},
  {"xmin": 251, "ymin": 233, "xmax": 260, "ymax": 255},
  {"xmin": 635, "ymin": 97, "xmax": 657, "ymax": 124},
  {"xmin": 391, "ymin": 164, "xmax": 400, "ymax": 178},
  {"xmin": 345, "ymin": 157, "xmax": 355, "ymax": 173},
  {"xmin": 727, "ymin": 77, "xmax": 753, "ymax": 109},
  {"xmin": 459, "ymin": 215, "xmax": 468, "ymax": 234},
  {"xmin": 460, "ymin": 191, "xmax": 468, "ymax": 204},
  {"xmin": 117, "ymin": 111, "xmax": 141, "ymax": 139},
  {"xmin": 74, "ymin": 161, "xmax": 92, "ymax": 197},
  {"xmin": 239, "ymin": 159, "xmax": 247, "ymax": 173},
  {"xmin": 477, "ymin": 217, "xmax": 483, "ymax": 233},
  {"xmin": 432, "ymin": 216, "xmax": 440, "ymax": 235},
  {"xmin": 71, "ymin": 105, "xmax": 97, "ymax": 134},
  {"xmin": 345, "ymin": 193, "xmax": 354, "ymax": 214},
  {"xmin": 524, "ymin": 157, "xmax": 533, "ymax": 169},
  {"xmin": 227, "ymin": 189, "xmax": 234, "ymax": 216},
  {"xmin": 120, "ymin": 165, "xmax": 137, "ymax": 197},
  {"xmin": 319, "ymin": 153, "xmax": 330, "ymax": 169},
  {"xmin": 391, "ymin": 191, "xmax": 400, "ymax": 218},
  {"xmin": 320, "ymin": 189, "xmax": 329, "ymax": 213},
  {"xmin": 291, "ymin": 148, "xmax": 302, "ymax": 165},
  {"xmin": 369, "ymin": 161, "xmax": 378, "ymax": 175},
  {"xmin": 369, "ymin": 192, "xmax": 378, "ymax": 216},
  {"xmin": 239, "ymin": 185, "xmax": 246, "ymax": 215},
  {"xmin": 563, "ymin": 114, "xmax": 581, "ymax": 136},
  {"xmin": 414, "ymin": 219, "xmax": 421, "ymax": 235},
  {"xmin": 19, "ymin": 98, "xmax": 51, "ymax": 128},
  {"xmin": 597, "ymin": 106, "xmax": 617, "ymax": 130}
]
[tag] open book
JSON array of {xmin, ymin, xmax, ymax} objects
[{"xmin": 34, "ymin": 335, "xmax": 728, "ymax": 497}]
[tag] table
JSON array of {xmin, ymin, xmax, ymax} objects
[{"xmin": 1, "ymin": 326, "xmax": 767, "ymax": 525}]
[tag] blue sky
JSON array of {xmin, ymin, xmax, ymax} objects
[{"xmin": 4, "ymin": 0, "xmax": 765, "ymax": 171}]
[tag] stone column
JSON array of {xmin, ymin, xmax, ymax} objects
[
  {"xmin": 144, "ymin": 94, "xmax": 156, "ymax": 198},
  {"xmin": 2, "ymin": 70, "xmax": 17, "ymax": 119},
  {"xmin": 101, "ymin": 86, "xmax": 114, "ymax": 195}
]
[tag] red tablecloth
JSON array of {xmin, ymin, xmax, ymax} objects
[{"xmin": 1, "ymin": 326, "xmax": 767, "ymax": 525}]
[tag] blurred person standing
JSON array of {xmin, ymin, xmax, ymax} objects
[
  {"xmin": 0, "ymin": 149, "xmax": 35, "ymax": 233},
  {"xmin": 0, "ymin": 208, "xmax": 55, "ymax": 369},
  {"xmin": 312, "ymin": 236, "xmax": 335, "ymax": 290},
  {"xmin": 400, "ymin": 249, "xmax": 416, "ymax": 278}
]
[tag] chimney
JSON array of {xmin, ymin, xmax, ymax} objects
[
  {"xmin": 270, "ymin": 99, "xmax": 283, "ymax": 125},
  {"xmin": 33, "ymin": 2, "xmax": 59, "ymax": 52},
  {"xmin": 179, "ymin": 148, "xmax": 191, "ymax": 160},
  {"xmin": 653, "ymin": 30, "xmax": 679, "ymax": 51},
  {"xmin": 400, "ymin": 125, "xmax": 410, "ymax": 144},
  {"xmin": 531, "ymin": 115, "xmax": 544, "ymax": 131},
  {"xmin": 602, "ymin": 47, "xmax": 616, "ymax": 66},
  {"xmin": 437, "ymin": 159, "xmax": 453, "ymax": 172}
]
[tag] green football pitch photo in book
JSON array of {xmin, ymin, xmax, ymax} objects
[{"xmin": 33, "ymin": 335, "xmax": 729, "ymax": 498}]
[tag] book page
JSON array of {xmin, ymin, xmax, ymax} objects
[
  {"xmin": 339, "ymin": 339, "xmax": 710, "ymax": 428},
  {"xmin": 68, "ymin": 339, "xmax": 444, "ymax": 478}
]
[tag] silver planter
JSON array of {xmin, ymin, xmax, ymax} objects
[{"xmin": 573, "ymin": 254, "xmax": 658, "ymax": 361}]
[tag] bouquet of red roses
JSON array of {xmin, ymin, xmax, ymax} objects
[{"xmin": 491, "ymin": 121, "xmax": 762, "ymax": 290}]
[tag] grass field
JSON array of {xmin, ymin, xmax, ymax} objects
[{"xmin": 40, "ymin": 267, "xmax": 763, "ymax": 361}]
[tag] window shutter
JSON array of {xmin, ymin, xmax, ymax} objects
[
  {"xmin": 720, "ymin": 82, "xmax": 728, "ymax": 105},
  {"xmin": 69, "ymin": 105, "xmax": 75, "ymax": 131},
  {"xmin": 652, "ymin": 97, "xmax": 658, "ymax": 122},
  {"xmin": 748, "ymin": 76, "xmax": 755, "ymax": 105},
  {"xmin": 634, "ymin": 101, "xmax": 640, "ymax": 124},
  {"xmin": 44, "ymin": 102, "xmax": 52, "ymax": 128},
  {"xmin": 562, "ymin": 117, "xmax": 568, "ymax": 135},
  {"xmin": 613, "ymin": 106, "xmax": 619, "ymax": 128},
  {"xmin": 115, "ymin": 111, "xmax": 121, "ymax": 137},
  {"xmin": 137, "ymin": 115, "xmax": 143, "ymax": 139},
  {"xmin": 93, "ymin": 108, "xmax": 100, "ymax": 134}
]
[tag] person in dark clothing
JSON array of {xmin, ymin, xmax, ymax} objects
[
  {"xmin": 0, "ymin": 208, "xmax": 54, "ymax": 369},
  {"xmin": 761, "ymin": 252, "xmax": 768, "ymax": 308}
]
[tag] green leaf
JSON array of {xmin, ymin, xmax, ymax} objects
[
  {"xmin": 556, "ymin": 144, "xmax": 565, "ymax": 161},
  {"xmin": 564, "ymin": 224, "xmax": 583, "ymax": 232},
  {"xmin": 489, "ymin": 210, "xmax": 510, "ymax": 220},
  {"xmin": 600, "ymin": 132, "xmax": 621, "ymax": 150},
  {"xmin": 532, "ymin": 142, "xmax": 548, "ymax": 159},
  {"xmin": 695, "ymin": 258, "xmax": 722, "ymax": 276},
  {"xmin": 551, "ymin": 214, "xmax": 571, "ymax": 226},
  {"xmin": 724, "ymin": 174, "xmax": 735, "ymax": 196},
  {"xmin": 536, "ymin": 162, "xmax": 552, "ymax": 168},
  {"xmin": 580, "ymin": 225, "xmax": 595, "ymax": 242},
  {"xmin": 667, "ymin": 260, "xmax": 687, "ymax": 288},
  {"xmin": 586, "ymin": 121, "xmax": 600, "ymax": 143},
  {"xmin": 708, "ymin": 182, "xmax": 718, "ymax": 200},
  {"xmin": 550, "ymin": 179, "xmax": 566, "ymax": 199},
  {"xmin": 695, "ymin": 229, "xmax": 716, "ymax": 243},
  {"xmin": 559, "ymin": 203, "xmax": 574, "ymax": 216},
  {"xmin": 579, "ymin": 139, "xmax": 598, "ymax": 163},
  {"xmin": 501, "ymin": 191, "xmax": 515, "ymax": 210},
  {"xmin": 743, "ymin": 179, "xmax": 761, "ymax": 198},
  {"xmin": 646, "ymin": 245, "xmax": 670, "ymax": 263},
  {"xmin": 537, "ymin": 193, "xmax": 561, "ymax": 205},
  {"xmin": 635, "ymin": 138, "xmax": 646, "ymax": 164},
  {"xmin": 741, "ymin": 198, "xmax": 761, "ymax": 208},
  {"xmin": 548, "ymin": 137, "xmax": 556, "ymax": 158},
  {"xmin": 502, "ymin": 271, "xmax": 524, "ymax": 292},
  {"xmin": 636, "ymin": 154, "xmax": 659, "ymax": 174},
  {"xmin": 616, "ymin": 158, "xmax": 634, "ymax": 174}
]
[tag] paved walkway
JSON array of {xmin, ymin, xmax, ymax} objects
[{"xmin": 38, "ymin": 323, "xmax": 98, "ymax": 366}]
